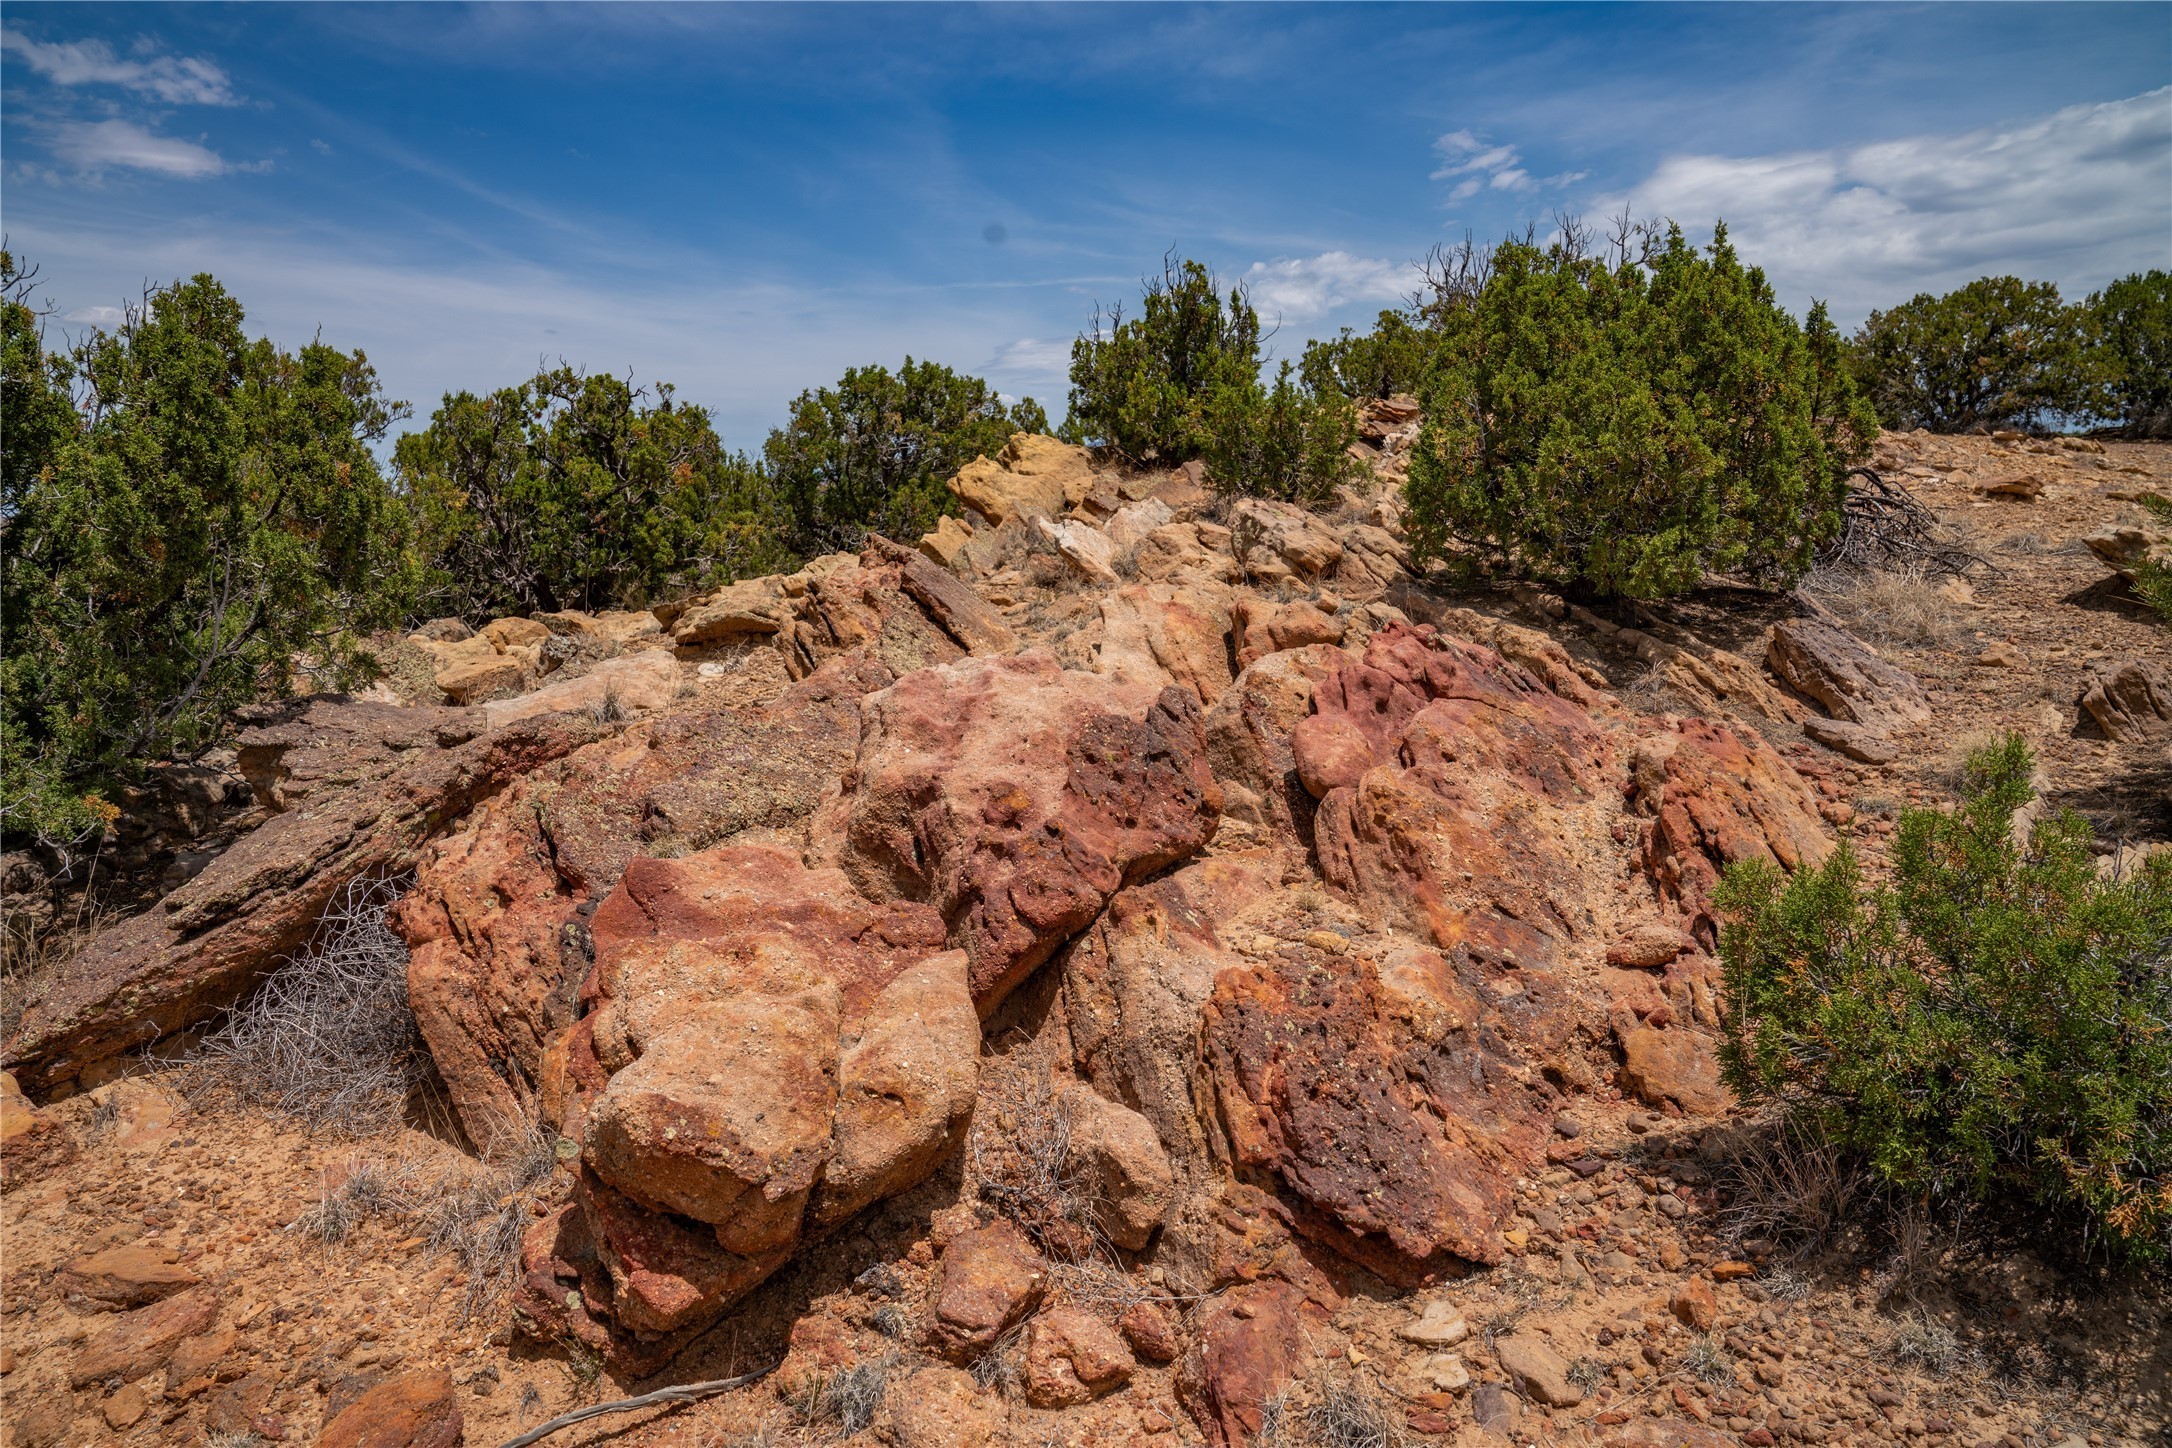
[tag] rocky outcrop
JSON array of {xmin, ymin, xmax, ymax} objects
[
  {"xmin": 1202, "ymin": 936, "xmax": 1556, "ymax": 1280},
  {"xmin": 2080, "ymin": 659, "xmax": 2172, "ymax": 743},
  {"xmin": 398, "ymin": 657, "xmax": 891, "ymax": 1144},
  {"xmin": 1629, "ymin": 718, "xmax": 1833, "ymax": 937},
  {"xmin": 478, "ymin": 650, "xmax": 681, "ymax": 730},
  {"xmin": 1094, "ymin": 582, "xmax": 1235, "ymax": 707},
  {"xmin": 1, "ymin": 1070, "xmax": 73, "ymax": 1189},
  {"xmin": 1178, "ymin": 1280, "xmax": 1320, "ymax": 1448},
  {"xmin": 817, "ymin": 651, "xmax": 1222, "ymax": 1009},
  {"xmin": 1767, "ymin": 617, "xmax": 1932, "ymax": 733},
  {"xmin": 1201, "ymin": 645, "xmax": 1347, "ymax": 835},
  {"xmin": 1309, "ymin": 625, "xmax": 1616, "ymax": 969},
  {"xmin": 233, "ymin": 697, "xmax": 481, "ymax": 812},
  {"xmin": 949, "ymin": 434, "xmax": 1098, "ymax": 525}
]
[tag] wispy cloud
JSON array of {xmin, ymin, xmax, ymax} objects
[
  {"xmin": 984, "ymin": 337, "xmax": 1073, "ymax": 387},
  {"xmin": 47, "ymin": 118, "xmax": 230, "ymax": 179},
  {"xmin": 1605, "ymin": 87, "xmax": 2172, "ymax": 322},
  {"xmin": 0, "ymin": 27, "xmax": 238, "ymax": 106},
  {"xmin": 1242, "ymin": 251, "xmax": 1405, "ymax": 323},
  {"xmin": 1432, "ymin": 128, "xmax": 1536, "ymax": 201}
]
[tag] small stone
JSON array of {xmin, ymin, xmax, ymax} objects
[
  {"xmin": 317, "ymin": 1369, "xmax": 462, "ymax": 1448},
  {"xmin": 69, "ymin": 1287, "xmax": 219, "ymax": 1387},
  {"xmin": 1471, "ymin": 1381, "xmax": 1521, "ymax": 1433},
  {"xmin": 1803, "ymin": 716, "xmax": 1899, "ymax": 765},
  {"xmin": 167, "ymin": 1328, "xmax": 241, "ymax": 1399},
  {"xmin": 1671, "ymin": 1278, "xmax": 1718, "ymax": 1330},
  {"xmin": 1119, "ymin": 1301, "xmax": 1181, "ymax": 1364},
  {"xmin": 103, "ymin": 1384, "xmax": 148, "ymax": 1430},
  {"xmin": 1711, "ymin": 1260, "xmax": 1756, "ymax": 1282},
  {"xmin": 1422, "ymin": 1354, "xmax": 1470, "ymax": 1393},
  {"xmin": 58, "ymin": 1243, "xmax": 201, "ymax": 1311},
  {"xmin": 1606, "ymin": 922, "xmax": 1692, "ymax": 968},
  {"xmin": 1023, "ymin": 1307, "xmax": 1135, "ymax": 1408},
  {"xmin": 1496, "ymin": 1331, "xmax": 1583, "ymax": 1407},
  {"xmin": 1397, "ymin": 1299, "xmax": 1471, "ymax": 1347},
  {"xmin": 926, "ymin": 1219, "xmax": 1048, "ymax": 1362},
  {"xmin": 1974, "ymin": 642, "xmax": 2024, "ymax": 668}
]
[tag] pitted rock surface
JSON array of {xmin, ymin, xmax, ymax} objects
[
  {"xmin": 818, "ymin": 650, "xmax": 1222, "ymax": 1009},
  {"xmin": 1310, "ymin": 623, "xmax": 1615, "ymax": 969},
  {"xmin": 1202, "ymin": 939, "xmax": 1553, "ymax": 1280}
]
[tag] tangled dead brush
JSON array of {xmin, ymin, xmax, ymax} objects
[
  {"xmin": 967, "ymin": 1046, "xmax": 1102, "ymax": 1262},
  {"xmin": 188, "ymin": 873, "xmax": 426, "ymax": 1135}
]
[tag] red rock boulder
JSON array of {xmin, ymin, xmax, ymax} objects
[
  {"xmin": 818, "ymin": 651, "xmax": 1221, "ymax": 1010},
  {"xmin": 1310, "ymin": 624, "xmax": 1615, "ymax": 969}
]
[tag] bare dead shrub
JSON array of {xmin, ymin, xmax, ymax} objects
[
  {"xmin": 1719, "ymin": 1121, "xmax": 1873, "ymax": 1258},
  {"xmin": 968, "ymin": 1047, "xmax": 1101, "ymax": 1262},
  {"xmin": 1819, "ymin": 470, "xmax": 1981, "ymax": 578},
  {"xmin": 188, "ymin": 874, "xmax": 425, "ymax": 1136}
]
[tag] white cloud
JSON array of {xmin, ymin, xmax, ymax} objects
[
  {"xmin": 62, "ymin": 304, "xmax": 126, "ymax": 326},
  {"xmin": 1432, "ymin": 128, "xmax": 1540, "ymax": 197},
  {"xmin": 311, "ymin": 138, "xmax": 334, "ymax": 156},
  {"xmin": 985, "ymin": 337, "xmax": 1073, "ymax": 385},
  {"xmin": 0, "ymin": 28, "xmax": 238, "ymax": 105},
  {"xmin": 1603, "ymin": 87, "xmax": 2172, "ymax": 324},
  {"xmin": 48, "ymin": 119, "xmax": 229, "ymax": 178},
  {"xmin": 1241, "ymin": 251, "xmax": 1406, "ymax": 323}
]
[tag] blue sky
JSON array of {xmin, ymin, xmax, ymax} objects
[{"xmin": 5, "ymin": 3, "xmax": 2168, "ymax": 448}]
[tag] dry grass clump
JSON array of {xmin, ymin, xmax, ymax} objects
[
  {"xmin": 1301, "ymin": 1375, "xmax": 1402, "ymax": 1448},
  {"xmin": 419, "ymin": 1120, "xmax": 560, "ymax": 1320},
  {"xmin": 1803, "ymin": 565, "xmax": 1964, "ymax": 650},
  {"xmin": 967, "ymin": 1047, "xmax": 1100, "ymax": 1262},
  {"xmin": 296, "ymin": 1156, "xmax": 409, "ymax": 1245},
  {"xmin": 1681, "ymin": 1334, "xmax": 1736, "ymax": 1387},
  {"xmin": 795, "ymin": 1353, "xmax": 898, "ymax": 1434},
  {"xmin": 188, "ymin": 873, "xmax": 425, "ymax": 1135},
  {"xmin": 1889, "ymin": 1314, "xmax": 1972, "ymax": 1378},
  {"xmin": 292, "ymin": 1120, "xmax": 560, "ymax": 1321}
]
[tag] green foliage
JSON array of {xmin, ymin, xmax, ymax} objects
[
  {"xmin": 397, "ymin": 366, "xmax": 785, "ymax": 617},
  {"xmin": 2129, "ymin": 492, "xmax": 2172, "ymax": 628},
  {"xmin": 1849, "ymin": 276, "xmax": 2090, "ymax": 432},
  {"xmin": 1065, "ymin": 256, "xmax": 1263, "ymax": 466},
  {"xmin": 1067, "ymin": 256, "xmax": 1361, "ymax": 502},
  {"xmin": 765, "ymin": 357, "xmax": 1044, "ymax": 556},
  {"xmin": 1404, "ymin": 223, "xmax": 1874, "ymax": 599},
  {"xmin": 2, "ymin": 256, "xmax": 416, "ymax": 849},
  {"xmin": 2083, "ymin": 270, "xmax": 2172, "ymax": 438},
  {"xmin": 1717, "ymin": 736, "xmax": 2172, "ymax": 1263},
  {"xmin": 1202, "ymin": 361, "xmax": 1363, "ymax": 505},
  {"xmin": 1300, "ymin": 309, "xmax": 1434, "ymax": 401}
]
